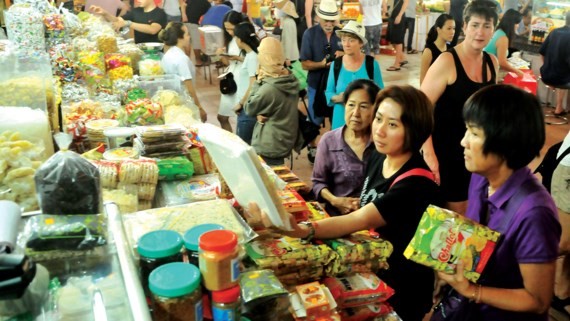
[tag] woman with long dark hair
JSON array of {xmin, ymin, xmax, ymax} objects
[
  {"xmin": 215, "ymin": 11, "xmax": 248, "ymax": 132},
  {"xmin": 420, "ymin": 13, "xmax": 455, "ymax": 84},
  {"xmin": 233, "ymin": 22, "xmax": 260, "ymax": 145},
  {"xmin": 484, "ymin": 8, "xmax": 524, "ymax": 78}
]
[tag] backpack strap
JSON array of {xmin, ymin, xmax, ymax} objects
[
  {"xmin": 365, "ymin": 55, "xmax": 375, "ymax": 80},
  {"xmin": 333, "ymin": 56, "xmax": 343, "ymax": 86},
  {"xmin": 557, "ymin": 145, "xmax": 570, "ymax": 164}
]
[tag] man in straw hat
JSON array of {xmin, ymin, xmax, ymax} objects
[
  {"xmin": 275, "ymin": 0, "xmax": 300, "ymax": 64},
  {"xmin": 299, "ymin": 0, "xmax": 343, "ymax": 163}
]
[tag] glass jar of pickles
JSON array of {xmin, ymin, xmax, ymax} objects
[
  {"xmin": 137, "ymin": 230, "xmax": 183, "ymax": 294},
  {"xmin": 149, "ymin": 262, "xmax": 203, "ymax": 321},
  {"xmin": 199, "ymin": 230, "xmax": 240, "ymax": 291}
]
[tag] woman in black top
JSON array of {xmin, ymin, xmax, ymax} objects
[
  {"xmin": 420, "ymin": 0, "xmax": 498, "ymax": 215},
  {"xmin": 250, "ymin": 85, "xmax": 441, "ymax": 321},
  {"xmin": 419, "ymin": 13, "xmax": 455, "ymax": 84}
]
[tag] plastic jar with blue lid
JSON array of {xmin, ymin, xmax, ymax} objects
[
  {"xmin": 137, "ymin": 230, "xmax": 183, "ymax": 294},
  {"xmin": 149, "ymin": 262, "xmax": 203, "ymax": 321},
  {"xmin": 183, "ymin": 224, "xmax": 224, "ymax": 266}
]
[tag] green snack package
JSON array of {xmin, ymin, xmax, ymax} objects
[
  {"xmin": 157, "ymin": 156, "xmax": 195, "ymax": 181},
  {"xmin": 404, "ymin": 205, "xmax": 500, "ymax": 282},
  {"xmin": 240, "ymin": 270, "xmax": 288, "ymax": 305}
]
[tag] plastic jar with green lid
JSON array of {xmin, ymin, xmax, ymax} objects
[
  {"xmin": 138, "ymin": 230, "xmax": 183, "ymax": 294},
  {"xmin": 212, "ymin": 285, "xmax": 241, "ymax": 321},
  {"xmin": 199, "ymin": 230, "xmax": 240, "ymax": 291},
  {"xmin": 149, "ymin": 262, "xmax": 203, "ymax": 321},
  {"xmin": 184, "ymin": 224, "xmax": 224, "ymax": 267}
]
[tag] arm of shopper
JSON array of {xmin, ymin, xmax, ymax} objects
[
  {"xmin": 325, "ymin": 61, "xmax": 341, "ymax": 105},
  {"xmin": 90, "ymin": 5, "xmax": 120, "ymax": 22},
  {"xmin": 419, "ymin": 48, "xmax": 433, "ymax": 84},
  {"xmin": 439, "ymin": 261, "xmax": 555, "ymax": 314},
  {"xmin": 305, "ymin": 0, "xmax": 313, "ymax": 27},
  {"xmin": 179, "ymin": 0, "xmax": 188, "ymax": 22},
  {"xmin": 235, "ymin": 76, "xmax": 256, "ymax": 112},
  {"xmin": 382, "ymin": 0, "xmax": 388, "ymax": 16},
  {"xmin": 420, "ymin": 52, "xmax": 452, "ymax": 184},
  {"xmin": 302, "ymin": 57, "xmax": 329, "ymax": 70},
  {"xmin": 130, "ymin": 21, "xmax": 163, "ymax": 35},
  {"xmin": 395, "ymin": 0, "xmax": 408, "ymax": 24},
  {"xmin": 496, "ymin": 36, "xmax": 523, "ymax": 77},
  {"xmin": 320, "ymin": 188, "xmax": 360, "ymax": 214},
  {"xmin": 183, "ymin": 79, "xmax": 207, "ymax": 122},
  {"xmin": 119, "ymin": 0, "xmax": 130, "ymax": 16}
]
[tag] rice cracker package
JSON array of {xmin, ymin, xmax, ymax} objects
[{"xmin": 404, "ymin": 205, "xmax": 500, "ymax": 282}]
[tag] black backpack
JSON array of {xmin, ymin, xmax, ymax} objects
[
  {"xmin": 534, "ymin": 141, "xmax": 570, "ymax": 192},
  {"xmin": 313, "ymin": 55, "xmax": 375, "ymax": 118}
]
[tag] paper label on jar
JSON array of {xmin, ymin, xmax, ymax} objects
[
  {"xmin": 231, "ymin": 257, "xmax": 240, "ymax": 282},
  {"xmin": 196, "ymin": 299, "xmax": 203, "ymax": 321},
  {"xmin": 213, "ymin": 307, "xmax": 237, "ymax": 321}
]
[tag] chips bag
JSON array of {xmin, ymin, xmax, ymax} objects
[{"xmin": 404, "ymin": 205, "xmax": 500, "ymax": 282}]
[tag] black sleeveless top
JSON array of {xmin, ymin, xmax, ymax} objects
[
  {"xmin": 425, "ymin": 42, "xmax": 450, "ymax": 66},
  {"xmin": 432, "ymin": 48, "xmax": 496, "ymax": 202}
]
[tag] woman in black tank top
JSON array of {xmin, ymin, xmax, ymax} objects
[
  {"xmin": 419, "ymin": 13, "xmax": 455, "ymax": 84},
  {"xmin": 419, "ymin": 0, "xmax": 499, "ymax": 215}
]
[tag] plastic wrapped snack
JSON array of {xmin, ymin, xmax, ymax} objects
[
  {"xmin": 105, "ymin": 53, "xmax": 133, "ymax": 81},
  {"xmin": 240, "ymin": 270, "xmax": 288, "ymax": 306},
  {"xmin": 151, "ymin": 89, "xmax": 182, "ymax": 107},
  {"xmin": 102, "ymin": 188, "xmax": 138, "ymax": 214},
  {"xmin": 22, "ymin": 214, "xmax": 106, "ymax": 251},
  {"xmin": 124, "ymin": 98, "xmax": 164, "ymax": 126},
  {"xmin": 97, "ymin": 35, "xmax": 118, "ymax": 55},
  {"xmin": 135, "ymin": 124, "xmax": 186, "ymax": 142},
  {"xmin": 5, "ymin": 4, "xmax": 46, "ymax": 54},
  {"xmin": 134, "ymin": 137, "xmax": 187, "ymax": 155},
  {"xmin": 156, "ymin": 156, "xmax": 194, "ymax": 181},
  {"xmin": 121, "ymin": 199, "xmax": 257, "ymax": 249},
  {"xmin": 92, "ymin": 160, "xmax": 119, "ymax": 188},
  {"xmin": 156, "ymin": 173, "xmax": 220, "ymax": 207},
  {"xmin": 323, "ymin": 273, "xmax": 394, "ymax": 308},
  {"xmin": 245, "ymin": 236, "xmax": 337, "ymax": 274},
  {"xmin": 117, "ymin": 159, "xmax": 158, "ymax": 184},
  {"xmin": 404, "ymin": 205, "xmax": 500, "ymax": 282},
  {"xmin": 34, "ymin": 133, "xmax": 102, "ymax": 214}
]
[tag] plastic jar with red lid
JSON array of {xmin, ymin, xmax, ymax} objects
[
  {"xmin": 199, "ymin": 230, "xmax": 239, "ymax": 291},
  {"xmin": 212, "ymin": 285, "xmax": 241, "ymax": 321}
]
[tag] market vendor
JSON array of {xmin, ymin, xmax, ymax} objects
[
  {"xmin": 90, "ymin": 0, "xmax": 167, "ymax": 44},
  {"xmin": 250, "ymin": 85, "xmax": 441, "ymax": 321}
]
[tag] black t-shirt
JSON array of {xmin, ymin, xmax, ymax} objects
[
  {"xmin": 186, "ymin": 0, "xmax": 211, "ymax": 24},
  {"xmin": 123, "ymin": 7, "xmax": 167, "ymax": 44},
  {"xmin": 539, "ymin": 26, "xmax": 570, "ymax": 86},
  {"xmin": 360, "ymin": 151, "xmax": 441, "ymax": 321}
]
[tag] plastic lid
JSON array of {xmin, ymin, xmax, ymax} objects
[
  {"xmin": 199, "ymin": 230, "xmax": 238, "ymax": 252},
  {"xmin": 212, "ymin": 285, "xmax": 241, "ymax": 304},
  {"xmin": 183, "ymin": 224, "xmax": 225, "ymax": 252},
  {"xmin": 149, "ymin": 262, "xmax": 201, "ymax": 298},
  {"xmin": 137, "ymin": 230, "xmax": 183, "ymax": 259}
]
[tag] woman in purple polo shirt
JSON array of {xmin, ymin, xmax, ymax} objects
[
  {"xmin": 437, "ymin": 84, "xmax": 561, "ymax": 320},
  {"xmin": 311, "ymin": 79, "xmax": 380, "ymax": 216}
]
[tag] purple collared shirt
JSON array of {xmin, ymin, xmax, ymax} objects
[
  {"xmin": 466, "ymin": 167, "xmax": 561, "ymax": 321},
  {"xmin": 311, "ymin": 126, "xmax": 373, "ymax": 216}
]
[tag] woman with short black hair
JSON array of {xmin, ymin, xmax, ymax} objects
[{"xmin": 436, "ymin": 84, "xmax": 560, "ymax": 320}]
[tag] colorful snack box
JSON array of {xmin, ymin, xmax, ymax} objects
[{"xmin": 403, "ymin": 205, "xmax": 500, "ymax": 282}]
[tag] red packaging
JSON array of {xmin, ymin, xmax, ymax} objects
[
  {"xmin": 503, "ymin": 69, "xmax": 537, "ymax": 95},
  {"xmin": 323, "ymin": 273, "xmax": 394, "ymax": 308}
]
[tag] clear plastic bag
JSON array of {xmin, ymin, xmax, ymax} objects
[{"xmin": 34, "ymin": 133, "xmax": 102, "ymax": 214}]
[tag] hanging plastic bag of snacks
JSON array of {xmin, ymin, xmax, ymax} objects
[{"xmin": 34, "ymin": 133, "xmax": 102, "ymax": 214}]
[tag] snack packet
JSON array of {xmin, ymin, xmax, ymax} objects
[
  {"xmin": 323, "ymin": 273, "xmax": 394, "ymax": 308},
  {"xmin": 404, "ymin": 205, "xmax": 500, "ymax": 282}
]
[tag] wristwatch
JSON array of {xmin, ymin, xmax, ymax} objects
[{"xmin": 299, "ymin": 221, "xmax": 315, "ymax": 242}]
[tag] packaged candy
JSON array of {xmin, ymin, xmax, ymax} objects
[
  {"xmin": 97, "ymin": 35, "xmax": 118, "ymax": 55},
  {"xmin": 240, "ymin": 270, "xmax": 288, "ymax": 305},
  {"xmin": 5, "ymin": 4, "xmax": 46, "ymax": 54},
  {"xmin": 124, "ymin": 98, "xmax": 164, "ymax": 126},
  {"xmin": 35, "ymin": 134, "xmax": 102, "ymax": 214},
  {"xmin": 23, "ymin": 214, "xmax": 107, "ymax": 251},
  {"xmin": 323, "ymin": 273, "xmax": 394, "ymax": 308},
  {"xmin": 105, "ymin": 53, "xmax": 133, "ymax": 81},
  {"xmin": 403, "ymin": 205, "xmax": 500, "ymax": 282}
]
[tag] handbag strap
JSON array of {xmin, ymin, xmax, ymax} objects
[{"xmin": 368, "ymin": 168, "xmax": 435, "ymax": 237}]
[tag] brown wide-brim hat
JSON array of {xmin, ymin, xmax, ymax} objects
[{"xmin": 275, "ymin": 0, "xmax": 299, "ymax": 18}]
